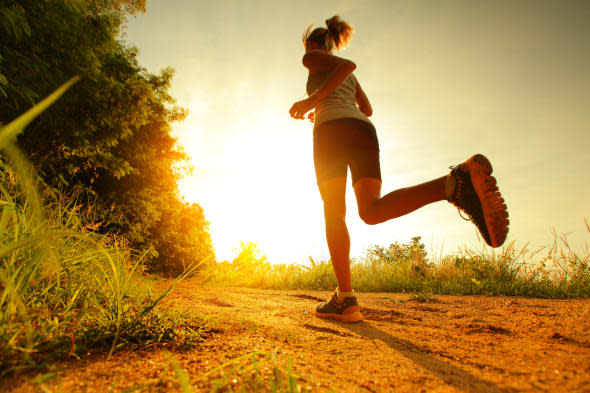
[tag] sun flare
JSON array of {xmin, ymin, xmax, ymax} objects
[{"xmin": 177, "ymin": 111, "xmax": 328, "ymax": 263}]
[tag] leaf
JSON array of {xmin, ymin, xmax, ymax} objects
[{"xmin": 0, "ymin": 76, "xmax": 79, "ymax": 149}]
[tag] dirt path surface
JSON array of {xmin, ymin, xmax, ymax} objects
[{"xmin": 3, "ymin": 280, "xmax": 590, "ymax": 392}]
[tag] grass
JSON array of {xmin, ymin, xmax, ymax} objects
[
  {"xmin": 0, "ymin": 78, "xmax": 209, "ymax": 374},
  {"xmin": 201, "ymin": 234, "xmax": 590, "ymax": 298},
  {"xmin": 167, "ymin": 349, "xmax": 324, "ymax": 393}
]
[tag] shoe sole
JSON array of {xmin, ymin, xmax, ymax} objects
[
  {"xmin": 463, "ymin": 154, "xmax": 509, "ymax": 247},
  {"xmin": 314, "ymin": 310, "xmax": 364, "ymax": 323}
]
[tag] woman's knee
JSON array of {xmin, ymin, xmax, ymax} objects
[
  {"xmin": 353, "ymin": 178, "xmax": 382, "ymax": 225},
  {"xmin": 324, "ymin": 204, "xmax": 346, "ymax": 223},
  {"xmin": 323, "ymin": 201, "xmax": 346, "ymax": 229},
  {"xmin": 358, "ymin": 205, "xmax": 381, "ymax": 225}
]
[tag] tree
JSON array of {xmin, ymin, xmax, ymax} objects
[{"xmin": 0, "ymin": 0, "xmax": 214, "ymax": 272}]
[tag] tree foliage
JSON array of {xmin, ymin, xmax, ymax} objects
[
  {"xmin": 232, "ymin": 242, "xmax": 269, "ymax": 272},
  {"xmin": 0, "ymin": 0, "xmax": 214, "ymax": 274},
  {"xmin": 366, "ymin": 236, "xmax": 429, "ymax": 275}
]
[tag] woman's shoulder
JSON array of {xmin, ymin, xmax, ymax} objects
[{"xmin": 302, "ymin": 50, "xmax": 353, "ymax": 73}]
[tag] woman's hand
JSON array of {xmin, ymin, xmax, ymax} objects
[{"xmin": 289, "ymin": 97, "xmax": 315, "ymax": 120}]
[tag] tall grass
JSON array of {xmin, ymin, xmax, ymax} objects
[
  {"xmin": 202, "ymin": 234, "xmax": 590, "ymax": 298},
  {"xmin": 0, "ymin": 78, "xmax": 207, "ymax": 374}
]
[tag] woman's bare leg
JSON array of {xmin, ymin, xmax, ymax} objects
[
  {"xmin": 318, "ymin": 177, "xmax": 353, "ymax": 292},
  {"xmin": 318, "ymin": 175, "xmax": 448, "ymax": 291},
  {"xmin": 353, "ymin": 176, "xmax": 448, "ymax": 225}
]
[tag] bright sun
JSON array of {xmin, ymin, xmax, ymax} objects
[{"xmin": 177, "ymin": 112, "xmax": 328, "ymax": 263}]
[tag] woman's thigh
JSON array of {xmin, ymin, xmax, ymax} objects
[{"xmin": 318, "ymin": 177, "xmax": 347, "ymax": 219}]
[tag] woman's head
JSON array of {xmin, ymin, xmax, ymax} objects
[{"xmin": 302, "ymin": 15, "xmax": 353, "ymax": 52}]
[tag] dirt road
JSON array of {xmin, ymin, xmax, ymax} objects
[{"xmin": 3, "ymin": 281, "xmax": 590, "ymax": 392}]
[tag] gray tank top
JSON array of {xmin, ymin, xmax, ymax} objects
[{"xmin": 306, "ymin": 71, "xmax": 373, "ymax": 129}]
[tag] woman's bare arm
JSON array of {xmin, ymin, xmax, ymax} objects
[
  {"xmin": 289, "ymin": 50, "xmax": 356, "ymax": 119},
  {"xmin": 355, "ymin": 80, "xmax": 373, "ymax": 117},
  {"xmin": 302, "ymin": 50, "xmax": 357, "ymax": 104}
]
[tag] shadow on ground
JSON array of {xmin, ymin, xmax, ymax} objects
[{"xmin": 335, "ymin": 320, "xmax": 516, "ymax": 393}]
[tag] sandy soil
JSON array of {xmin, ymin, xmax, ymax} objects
[{"xmin": 2, "ymin": 280, "xmax": 590, "ymax": 392}]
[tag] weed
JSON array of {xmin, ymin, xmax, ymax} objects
[
  {"xmin": 411, "ymin": 287, "xmax": 434, "ymax": 303},
  {"xmin": 167, "ymin": 352, "xmax": 195, "ymax": 393},
  {"xmin": 204, "ymin": 349, "xmax": 314, "ymax": 393},
  {"xmin": 165, "ymin": 349, "xmax": 318, "ymax": 393}
]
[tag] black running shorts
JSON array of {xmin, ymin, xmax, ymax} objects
[{"xmin": 313, "ymin": 118, "xmax": 381, "ymax": 185}]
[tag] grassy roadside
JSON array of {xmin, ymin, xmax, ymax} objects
[
  {"xmin": 201, "ymin": 234, "xmax": 590, "ymax": 299},
  {"xmin": 0, "ymin": 80, "xmax": 209, "ymax": 374}
]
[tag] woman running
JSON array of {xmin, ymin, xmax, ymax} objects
[{"xmin": 289, "ymin": 16, "xmax": 509, "ymax": 322}]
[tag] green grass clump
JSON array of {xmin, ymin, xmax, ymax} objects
[
  {"xmin": 202, "ymin": 235, "xmax": 590, "ymax": 298},
  {"xmin": 0, "ymin": 79, "xmax": 208, "ymax": 374}
]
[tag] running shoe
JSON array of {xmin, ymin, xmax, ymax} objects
[
  {"xmin": 314, "ymin": 293, "xmax": 364, "ymax": 322},
  {"xmin": 447, "ymin": 154, "xmax": 509, "ymax": 247}
]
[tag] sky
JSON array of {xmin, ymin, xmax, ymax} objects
[{"xmin": 124, "ymin": 0, "xmax": 590, "ymax": 264}]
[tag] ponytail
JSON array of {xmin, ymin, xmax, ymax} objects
[
  {"xmin": 325, "ymin": 15, "xmax": 353, "ymax": 51},
  {"xmin": 302, "ymin": 15, "xmax": 354, "ymax": 52}
]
